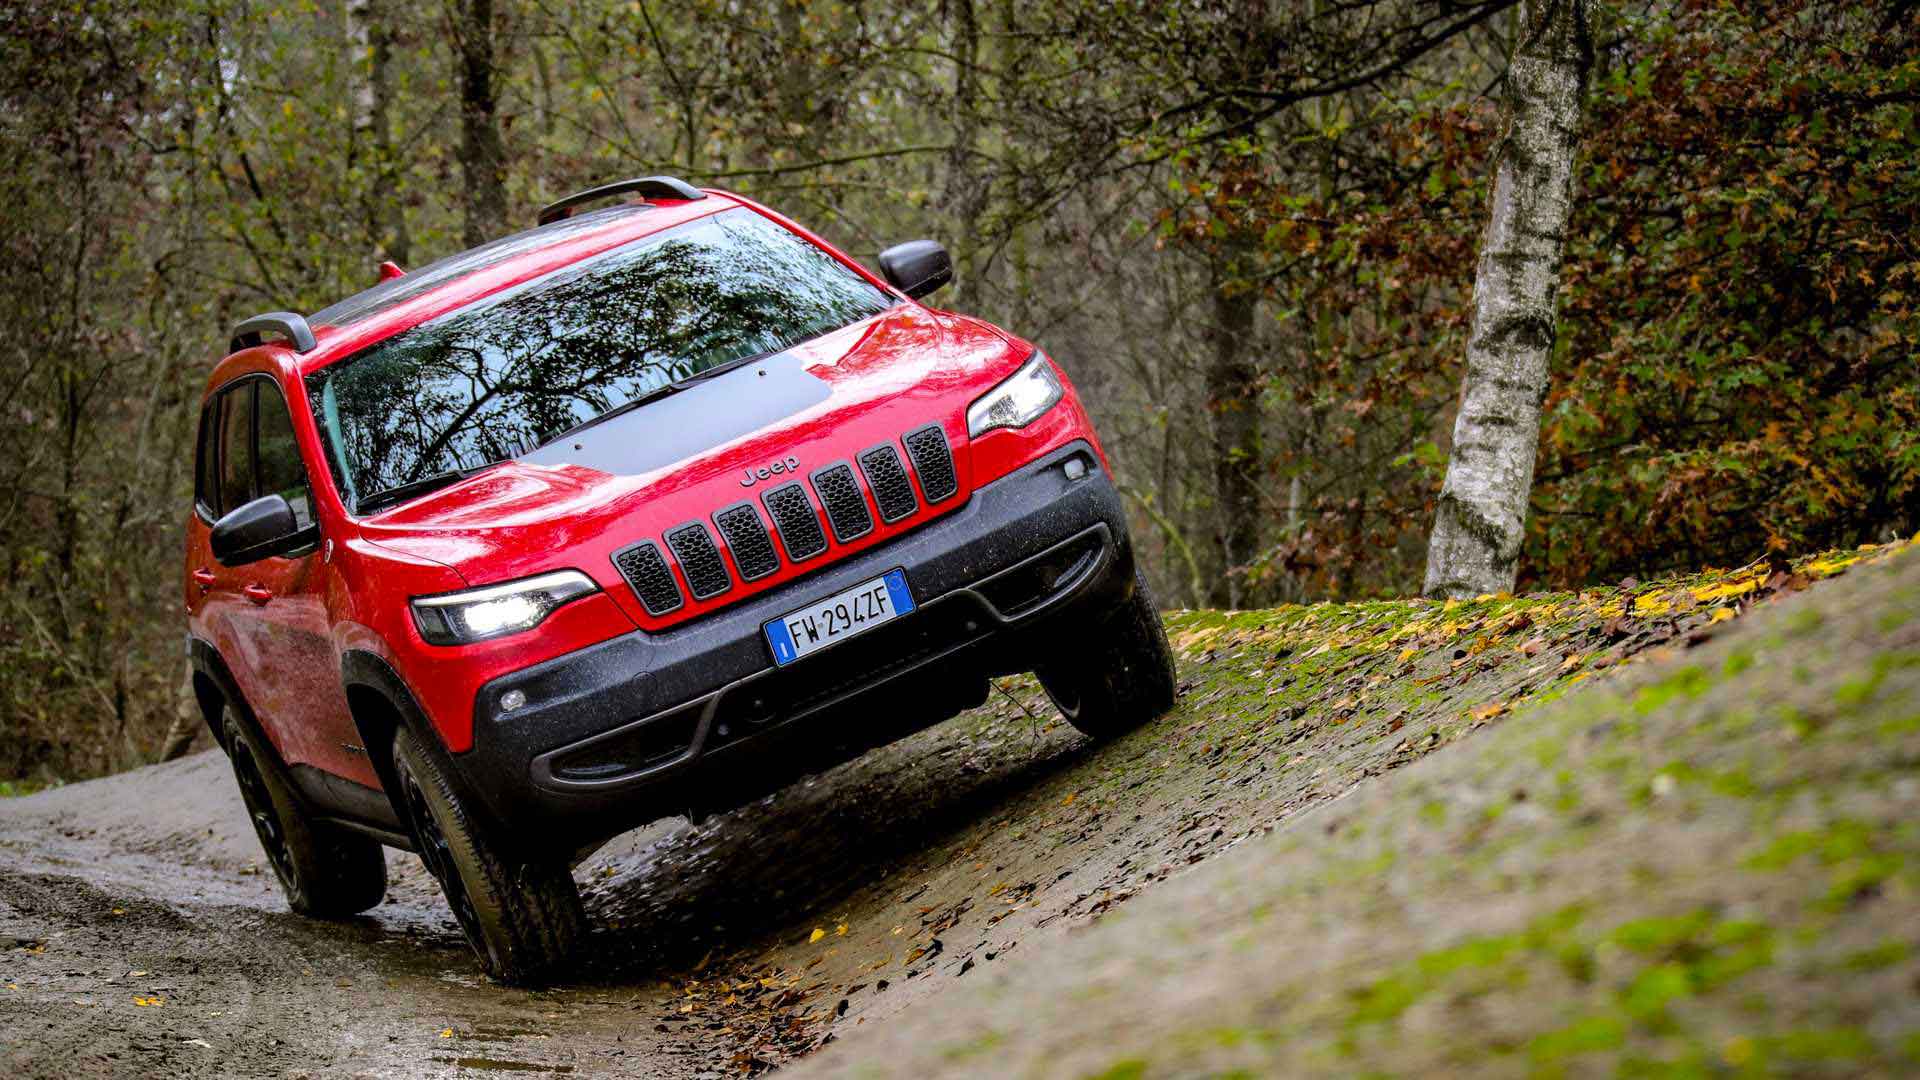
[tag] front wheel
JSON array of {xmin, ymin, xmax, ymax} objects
[
  {"xmin": 392, "ymin": 728, "xmax": 584, "ymax": 986},
  {"xmin": 1036, "ymin": 569, "xmax": 1179, "ymax": 738},
  {"xmin": 223, "ymin": 705, "xmax": 387, "ymax": 917}
]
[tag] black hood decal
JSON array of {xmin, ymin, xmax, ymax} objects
[{"xmin": 515, "ymin": 351, "xmax": 830, "ymax": 477}]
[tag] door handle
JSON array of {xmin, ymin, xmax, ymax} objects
[
  {"xmin": 191, "ymin": 568, "xmax": 216, "ymax": 590},
  {"xmin": 242, "ymin": 584, "xmax": 274, "ymax": 605}
]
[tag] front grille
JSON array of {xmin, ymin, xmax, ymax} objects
[
  {"xmin": 612, "ymin": 541, "xmax": 683, "ymax": 616},
  {"xmin": 666, "ymin": 522, "xmax": 732, "ymax": 599},
  {"xmin": 860, "ymin": 444, "xmax": 918, "ymax": 523},
  {"xmin": 903, "ymin": 425, "xmax": 958, "ymax": 503},
  {"xmin": 713, "ymin": 502, "xmax": 780, "ymax": 581},
  {"xmin": 762, "ymin": 483, "xmax": 828, "ymax": 561},
  {"xmin": 810, "ymin": 463, "xmax": 873, "ymax": 542}
]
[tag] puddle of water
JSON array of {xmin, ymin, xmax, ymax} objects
[{"xmin": 431, "ymin": 1056, "xmax": 573, "ymax": 1073}]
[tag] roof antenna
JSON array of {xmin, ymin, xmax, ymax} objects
[{"xmin": 377, "ymin": 260, "xmax": 406, "ymax": 282}]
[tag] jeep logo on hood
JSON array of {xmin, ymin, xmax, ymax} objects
[{"xmin": 740, "ymin": 455, "xmax": 802, "ymax": 487}]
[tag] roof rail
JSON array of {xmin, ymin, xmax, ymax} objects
[
  {"xmin": 536, "ymin": 176, "xmax": 706, "ymax": 226},
  {"xmin": 229, "ymin": 311, "xmax": 317, "ymax": 355}
]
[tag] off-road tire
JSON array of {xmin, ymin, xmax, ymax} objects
[
  {"xmin": 392, "ymin": 727, "xmax": 585, "ymax": 986},
  {"xmin": 222, "ymin": 705, "xmax": 386, "ymax": 917},
  {"xmin": 1036, "ymin": 569, "xmax": 1179, "ymax": 738}
]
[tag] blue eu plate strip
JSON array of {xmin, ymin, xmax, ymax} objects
[
  {"xmin": 883, "ymin": 569, "xmax": 917, "ymax": 615},
  {"xmin": 766, "ymin": 617, "xmax": 799, "ymax": 664}
]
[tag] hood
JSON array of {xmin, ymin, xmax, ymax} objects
[{"xmin": 359, "ymin": 304, "xmax": 1027, "ymax": 628}]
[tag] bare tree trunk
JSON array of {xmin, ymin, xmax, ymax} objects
[
  {"xmin": 1208, "ymin": 270, "xmax": 1260, "ymax": 609},
  {"xmin": 355, "ymin": 0, "xmax": 410, "ymax": 265},
  {"xmin": 1423, "ymin": 0, "xmax": 1591, "ymax": 599},
  {"xmin": 939, "ymin": 0, "xmax": 987, "ymax": 312},
  {"xmin": 454, "ymin": 0, "xmax": 507, "ymax": 249}
]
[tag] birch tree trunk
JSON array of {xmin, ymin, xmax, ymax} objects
[{"xmin": 1422, "ymin": 0, "xmax": 1591, "ymax": 599}]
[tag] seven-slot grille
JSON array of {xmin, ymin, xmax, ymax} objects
[
  {"xmin": 713, "ymin": 503, "xmax": 780, "ymax": 581},
  {"xmin": 859, "ymin": 445, "xmax": 918, "ymax": 523},
  {"xmin": 614, "ymin": 423, "xmax": 967, "ymax": 620},
  {"xmin": 762, "ymin": 482, "xmax": 828, "ymax": 561},
  {"xmin": 665, "ymin": 522, "xmax": 731, "ymax": 599},
  {"xmin": 811, "ymin": 463, "xmax": 873, "ymax": 542},
  {"xmin": 612, "ymin": 541, "xmax": 683, "ymax": 616},
  {"xmin": 903, "ymin": 425, "xmax": 957, "ymax": 503}
]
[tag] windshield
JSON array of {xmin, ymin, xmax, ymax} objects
[{"xmin": 306, "ymin": 208, "xmax": 895, "ymax": 514}]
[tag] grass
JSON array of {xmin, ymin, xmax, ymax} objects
[{"xmin": 788, "ymin": 537, "xmax": 1920, "ymax": 1079}]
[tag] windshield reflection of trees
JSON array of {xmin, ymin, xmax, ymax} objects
[{"xmin": 318, "ymin": 212, "xmax": 891, "ymax": 506}]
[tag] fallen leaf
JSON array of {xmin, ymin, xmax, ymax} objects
[
  {"xmin": 1709, "ymin": 607, "xmax": 1736, "ymax": 624},
  {"xmin": 808, "ymin": 928, "xmax": 826, "ymax": 944},
  {"xmin": 132, "ymin": 996, "xmax": 164, "ymax": 1007}
]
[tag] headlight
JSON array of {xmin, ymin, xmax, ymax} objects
[
  {"xmin": 411, "ymin": 570, "xmax": 598, "ymax": 645},
  {"xmin": 967, "ymin": 350, "xmax": 1064, "ymax": 438}
]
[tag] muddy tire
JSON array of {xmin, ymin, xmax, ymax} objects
[
  {"xmin": 1036, "ymin": 569, "xmax": 1179, "ymax": 738},
  {"xmin": 222, "ymin": 706, "xmax": 387, "ymax": 918},
  {"xmin": 391, "ymin": 728, "xmax": 584, "ymax": 986}
]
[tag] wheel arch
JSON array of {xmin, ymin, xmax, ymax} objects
[
  {"xmin": 187, "ymin": 637, "xmax": 257, "ymax": 758},
  {"xmin": 340, "ymin": 650, "xmax": 448, "ymax": 828}
]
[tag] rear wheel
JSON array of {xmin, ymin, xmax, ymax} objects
[
  {"xmin": 1036, "ymin": 569, "xmax": 1179, "ymax": 738},
  {"xmin": 392, "ymin": 728, "xmax": 584, "ymax": 986},
  {"xmin": 222, "ymin": 706, "xmax": 386, "ymax": 917}
]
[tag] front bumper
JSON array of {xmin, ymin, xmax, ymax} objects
[{"xmin": 456, "ymin": 440, "xmax": 1136, "ymax": 845}]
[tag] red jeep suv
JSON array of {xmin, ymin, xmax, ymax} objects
[{"xmin": 185, "ymin": 177, "xmax": 1176, "ymax": 982}]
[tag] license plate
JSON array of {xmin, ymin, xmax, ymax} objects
[{"xmin": 764, "ymin": 569, "xmax": 915, "ymax": 665}]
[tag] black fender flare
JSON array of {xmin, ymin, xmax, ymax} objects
[
  {"xmin": 187, "ymin": 637, "xmax": 311, "ymax": 800},
  {"xmin": 338, "ymin": 650, "xmax": 509, "ymax": 842},
  {"xmin": 187, "ymin": 637, "xmax": 261, "ymax": 758}
]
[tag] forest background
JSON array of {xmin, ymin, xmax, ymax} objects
[{"xmin": 1, "ymin": 0, "xmax": 1913, "ymax": 782}]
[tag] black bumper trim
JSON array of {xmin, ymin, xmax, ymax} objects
[
  {"xmin": 529, "ymin": 520, "xmax": 1114, "ymax": 793},
  {"xmin": 457, "ymin": 439, "xmax": 1131, "ymax": 842}
]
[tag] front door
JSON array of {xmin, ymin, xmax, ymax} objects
[{"xmin": 201, "ymin": 377, "xmax": 377, "ymax": 789}]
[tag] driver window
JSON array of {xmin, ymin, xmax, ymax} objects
[
  {"xmin": 217, "ymin": 383, "xmax": 256, "ymax": 516},
  {"xmin": 255, "ymin": 380, "xmax": 314, "ymax": 529}
]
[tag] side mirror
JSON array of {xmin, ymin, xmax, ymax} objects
[
  {"xmin": 878, "ymin": 240, "xmax": 953, "ymax": 300},
  {"xmin": 211, "ymin": 495, "xmax": 312, "ymax": 567}
]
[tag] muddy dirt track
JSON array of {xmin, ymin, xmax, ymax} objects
[
  {"xmin": 0, "ymin": 672, "xmax": 1163, "ymax": 1078},
  {"xmin": 2, "ymin": 546, "xmax": 1907, "ymax": 1078}
]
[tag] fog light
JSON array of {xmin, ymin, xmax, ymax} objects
[
  {"xmin": 500, "ymin": 689, "xmax": 528, "ymax": 712},
  {"xmin": 1063, "ymin": 457, "xmax": 1088, "ymax": 481}
]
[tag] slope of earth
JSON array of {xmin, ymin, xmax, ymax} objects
[
  {"xmin": 792, "ymin": 542, "xmax": 1920, "ymax": 1079},
  {"xmin": 0, "ymin": 539, "xmax": 1910, "ymax": 1077}
]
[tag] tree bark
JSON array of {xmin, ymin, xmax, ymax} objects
[
  {"xmin": 939, "ymin": 0, "xmax": 987, "ymax": 312},
  {"xmin": 454, "ymin": 0, "xmax": 507, "ymax": 249},
  {"xmin": 354, "ymin": 0, "xmax": 411, "ymax": 265},
  {"xmin": 1422, "ymin": 0, "xmax": 1591, "ymax": 599},
  {"xmin": 1208, "ymin": 270, "xmax": 1260, "ymax": 609}
]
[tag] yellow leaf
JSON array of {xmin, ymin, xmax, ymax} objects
[
  {"xmin": 808, "ymin": 928, "xmax": 826, "ymax": 944},
  {"xmin": 835, "ymin": 924, "xmax": 848, "ymax": 937},
  {"xmin": 1710, "ymin": 607, "xmax": 1736, "ymax": 623},
  {"xmin": 439, "ymin": 1028, "xmax": 453, "ymax": 1038},
  {"xmin": 133, "ymin": 996, "xmax": 164, "ymax": 1007},
  {"xmin": 1061, "ymin": 792, "xmax": 1076, "ymax": 806},
  {"xmin": 1692, "ymin": 578, "xmax": 1758, "ymax": 603},
  {"xmin": 1396, "ymin": 646, "xmax": 1418, "ymax": 663}
]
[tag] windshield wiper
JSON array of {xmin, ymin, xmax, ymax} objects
[
  {"xmin": 532, "ymin": 353, "xmax": 768, "ymax": 452},
  {"xmin": 356, "ymin": 465, "xmax": 488, "ymax": 516}
]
